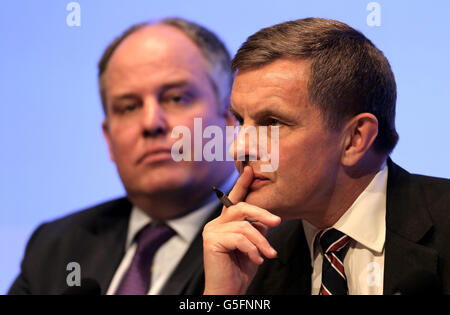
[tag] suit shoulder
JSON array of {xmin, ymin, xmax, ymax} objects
[
  {"xmin": 411, "ymin": 173, "xmax": 450, "ymax": 230},
  {"xmin": 10, "ymin": 197, "xmax": 132, "ymax": 294},
  {"xmin": 413, "ymin": 173, "xmax": 450, "ymax": 205},
  {"xmin": 33, "ymin": 197, "xmax": 132, "ymax": 240},
  {"xmin": 416, "ymin": 174, "xmax": 450, "ymax": 188}
]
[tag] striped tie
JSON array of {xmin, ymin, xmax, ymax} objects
[{"xmin": 317, "ymin": 228, "xmax": 351, "ymax": 295}]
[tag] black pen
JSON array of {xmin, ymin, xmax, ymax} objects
[{"xmin": 212, "ymin": 187, "xmax": 234, "ymax": 208}]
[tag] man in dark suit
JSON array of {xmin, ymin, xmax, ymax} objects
[
  {"xmin": 245, "ymin": 160, "xmax": 450, "ymax": 294},
  {"xmin": 9, "ymin": 17, "xmax": 237, "ymax": 295},
  {"xmin": 202, "ymin": 18, "xmax": 450, "ymax": 295}
]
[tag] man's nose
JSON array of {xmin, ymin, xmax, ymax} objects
[
  {"xmin": 230, "ymin": 125, "xmax": 260, "ymax": 163},
  {"xmin": 141, "ymin": 98, "xmax": 168, "ymax": 137}
]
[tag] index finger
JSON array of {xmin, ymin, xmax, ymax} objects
[
  {"xmin": 221, "ymin": 202, "xmax": 281, "ymax": 227},
  {"xmin": 227, "ymin": 166, "xmax": 253, "ymax": 204}
]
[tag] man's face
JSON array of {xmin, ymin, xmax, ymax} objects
[
  {"xmin": 231, "ymin": 58, "xmax": 344, "ymax": 220},
  {"xmin": 102, "ymin": 25, "xmax": 233, "ymax": 199}
]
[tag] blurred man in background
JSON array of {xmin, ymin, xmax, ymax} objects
[{"xmin": 9, "ymin": 17, "xmax": 237, "ymax": 295}]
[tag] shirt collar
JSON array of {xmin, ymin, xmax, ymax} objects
[
  {"xmin": 125, "ymin": 170, "xmax": 239, "ymax": 249},
  {"xmin": 303, "ymin": 165, "xmax": 388, "ymax": 259}
]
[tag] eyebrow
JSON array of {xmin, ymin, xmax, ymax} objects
[
  {"xmin": 112, "ymin": 93, "xmax": 139, "ymax": 101},
  {"xmin": 111, "ymin": 80, "xmax": 194, "ymax": 101},
  {"xmin": 230, "ymin": 105, "xmax": 296, "ymax": 124},
  {"xmin": 253, "ymin": 108, "xmax": 292, "ymax": 120}
]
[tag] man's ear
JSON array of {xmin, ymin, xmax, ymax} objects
[
  {"xmin": 102, "ymin": 119, "xmax": 115, "ymax": 162},
  {"xmin": 341, "ymin": 113, "xmax": 378, "ymax": 167}
]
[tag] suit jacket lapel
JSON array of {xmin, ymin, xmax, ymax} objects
[
  {"xmin": 159, "ymin": 205, "xmax": 222, "ymax": 295},
  {"xmin": 78, "ymin": 198, "xmax": 132, "ymax": 294},
  {"xmin": 384, "ymin": 160, "xmax": 438, "ymax": 294}
]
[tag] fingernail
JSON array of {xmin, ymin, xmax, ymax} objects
[{"xmin": 271, "ymin": 247, "xmax": 277, "ymax": 256}]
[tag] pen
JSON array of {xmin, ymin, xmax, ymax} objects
[
  {"xmin": 212, "ymin": 186, "xmax": 234, "ymax": 208},
  {"xmin": 213, "ymin": 186, "xmax": 255, "ymax": 224}
]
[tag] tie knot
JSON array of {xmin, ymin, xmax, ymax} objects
[
  {"xmin": 317, "ymin": 228, "xmax": 350, "ymax": 254},
  {"xmin": 136, "ymin": 222, "xmax": 176, "ymax": 254}
]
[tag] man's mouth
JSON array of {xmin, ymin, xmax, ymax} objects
[
  {"xmin": 137, "ymin": 148, "xmax": 173, "ymax": 165},
  {"xmin": 249, "ymin": 173, "xmax": 271, "ymax": 191}
]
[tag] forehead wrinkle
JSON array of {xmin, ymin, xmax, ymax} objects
[
  {"xmin": 232, "ymin": 81, "xmax": 307, "ymax": 121},
  {"xmin": 233, "ymin": 61, "xmax": 309, "ymax": 100},
  {"xmin": 231, "ymin": 97, "xmax": 302, "ymax": 125}
]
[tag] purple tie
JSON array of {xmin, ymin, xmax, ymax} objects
[{"xmin": 115, "ymin": 223, "xmax": 175, "ymax": 295}]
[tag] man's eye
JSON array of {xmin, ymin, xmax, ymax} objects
[
  {"xmin": 163, "ymin": 93, "xmax": 191, "ymax": 105},
  {"xmin": 123, "ymin": 104, "xmax": 137, "ymax": 113},
  {"xmin": 112, "ymin": 103, "xmax": 139, "ymax": 115},
  {"xmin": 265, "ymin": 118, "xmax": 280, "ymax": 126},
  {"xmin": 171, "ymin": 96, "xmax": 185, "ymax": 103}
]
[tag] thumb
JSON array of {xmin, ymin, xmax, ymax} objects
[{"xmin": 228, "ymin": 166, "xmax": 253, "ymax": 204}]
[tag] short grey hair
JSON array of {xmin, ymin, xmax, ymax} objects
[{"xmin": 98, "ymin": 17, "xmax": 232, "ymax": 115}]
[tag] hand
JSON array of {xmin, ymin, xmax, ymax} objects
[{"xmin": 202, "ymin": 166, "xmax": 281, "ymax": 295}]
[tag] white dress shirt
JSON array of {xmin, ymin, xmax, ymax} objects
[
  {"xmin": 106, "ymin": 172, "xmax": 239, "ymax": 295},
  {"xmin": 302, "ymin": 165, "xmax": 388, "ymax": 295}
]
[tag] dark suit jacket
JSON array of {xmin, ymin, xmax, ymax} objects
[
  {"xmin": 247, "ymin": 160, "xmax": 450, "ymax": 294},
  {"xmin": 8, "ymin": 198, "xmax": 221, "ymax": 295}
]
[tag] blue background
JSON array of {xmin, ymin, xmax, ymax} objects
[{"xmin": 1, "ymin": 0, "xmax": 449, "ymax": 293}]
